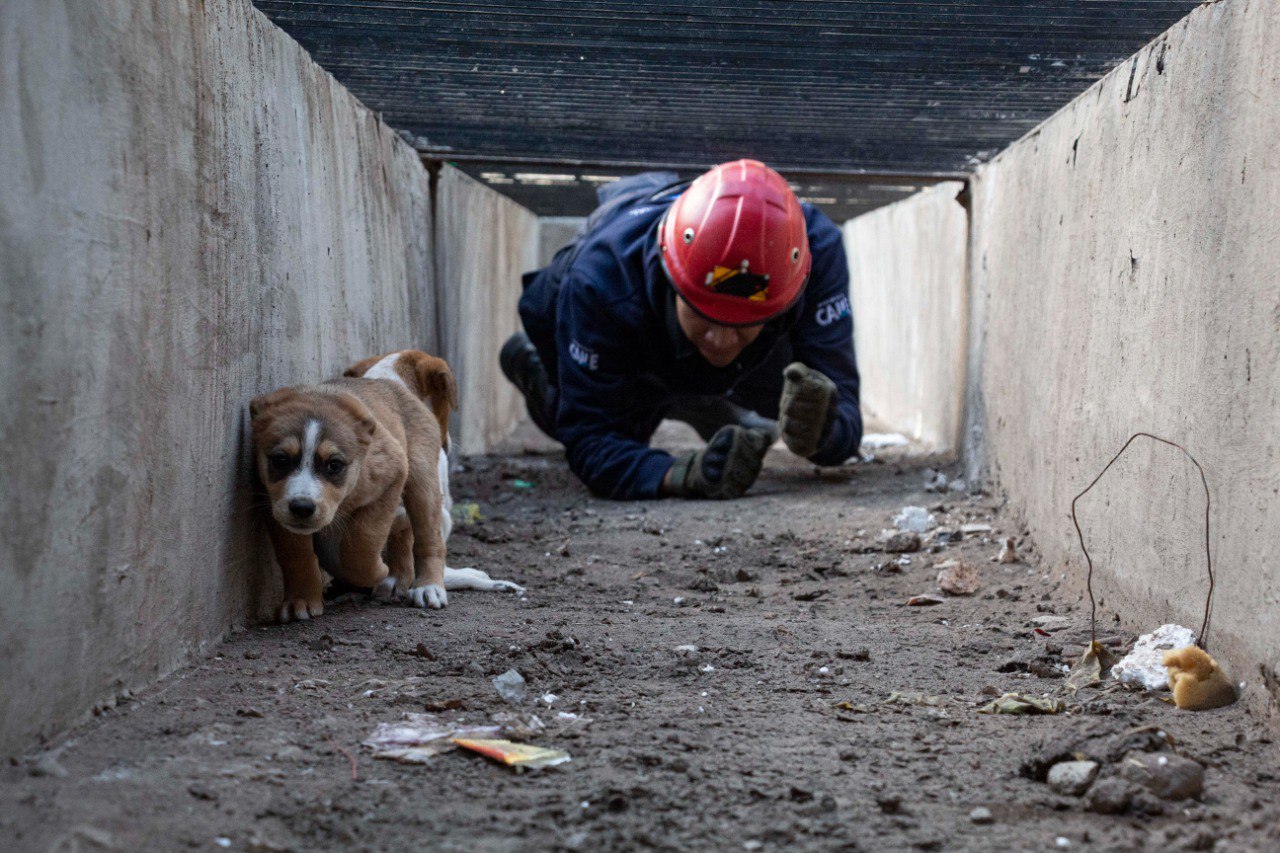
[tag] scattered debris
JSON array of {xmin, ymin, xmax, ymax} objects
[
  {"xmin": 452, "ymin": 738, "xmax": 571, "ymax": 770},
  {"xmin": 512, "ymin": 479, "xmax": 535, "ymax": 490},
  {"xmin": 1066, "ymin": 641, "xmax": 1118, "ymax": 693},
  {"xmin": 894, "ymin": 506, "xmax": 937, "ymax": 534},
  {"xmin": 1047, "ymin": 760, "xmax": 1100, "ymax": 796},
  {"xmin": 451, "ymin": 502, "xmax": 482, "ymax": 525},
  {"xmin": 959, "ymin": 523, "xmax": 994, "ymax": 536},
  {"xmin": 1113, "ymin": 624, "xmax": 1197, "ymax": 691},
  {"xmin": 948, "ymin": 478, "xmax": 968, "ymax": 494},
  {"xmin": 26, "ymin": 747, "xmax": 69, "ymax": 779},
  {"xmin": 492, "ymin": 669, "xmax": 528, "ymax": 705},
  {"xmin": 997, "ymin": 536, "xmax": 1018, "ymax": 563},
  {"xmin": 423, "ymin": 698, "xmax": 466, "ymax": 712},
  {"xmin": 1119, "ymin": 751, "xmax": 1204, "ymax": 800},
  {"xmin": 977, "ymin": 693, "xmax": 1064, "ymax": 715},
  {"xmin": 923, "ymin": 468, "xmax": 949, "ymax": 492},
  {"xmin": 1163, "ymin": 646, "xmax": 1237, "ymax": 710},
  {"xmin": 364, "ymin": 714, "xmax": 502, "ymax": 763},
  {"xmin": 862, "ymin": 433, "xmax": 909, "ymax": 448},
  {"xmin": 928, "ymin": 527, "xmax": 959, "ymax": 547},
  {"xmin": 906, "ymin": 594, "xmax": 945, "ymax": 607},
  {"xmin": 936, "ymin": 560, "xmax": 980, "ymax": 596},
  {"xmin": 884, "ymin": 691, "xmax": 945, "ymax": 707},
  {"xmin": 883, "ymin": 530, "xmax": 922, "ymax": 553}
]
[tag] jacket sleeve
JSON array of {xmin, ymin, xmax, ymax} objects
[
  {"xmin": 789, "ymin": 213, "xmax": 864, "ymax": 465},
  {"xmin": 553, "ymin": 272, "xmax": 674, "ymax": 499}
]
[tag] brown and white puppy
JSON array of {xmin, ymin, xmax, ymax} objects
[
  {"xmin": 250, "ymin": 375, "xmax": 447, "ymax": 622},
  {"xmin": 345, "ymin": 350, "xmax": 524, "ymax": 597}
]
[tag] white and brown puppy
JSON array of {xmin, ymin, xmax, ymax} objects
[
  {"xmin": 250, "ymin": 375, "xmax": 448, "ymax": 622},
  {"xmin": 345, "ymin": 350, "xmax": 524, "ymax": 597}
]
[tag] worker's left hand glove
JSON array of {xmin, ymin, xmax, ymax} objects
[{"xmin": 778, "ymin": 362, "xmax": 837, "ymax": 458}]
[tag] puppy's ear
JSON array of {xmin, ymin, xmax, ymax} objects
[
  {"xmin": 334, "ymin": 392, "xmax": 377, "ymax": 441},
  {"xmin": 249, "ymin": 388, "xmax": 295, "ymax": 421},
  {"xmin": 344, "ymin": 354, "xmax": 383, "ymax": 378},
  {"xmin": 413, "ymin": 355, "xmax": 459, "ymax": 412}
]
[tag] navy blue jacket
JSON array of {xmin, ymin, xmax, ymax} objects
[{"xmin": 519, "ymin": 174, "xmax": 862, "ymax": 500}]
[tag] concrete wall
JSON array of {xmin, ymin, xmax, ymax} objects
[
  {"xmin": 436, "ymin": 167, "xmax": 540, "ymax": 455},
  {"xmin": 0, "ymin": 0, "xmax": 535, "ymax": 756},
  {"xmin": 843, "ymin": 182, "xmax": 968, "ymax": 451},
  {"xmin": 967, "ymin": 0, "xmax": 1280, "ymax": 708}
]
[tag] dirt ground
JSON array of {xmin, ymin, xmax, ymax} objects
[{"xmin": 3, "ymin": 429, "xmax": 1279, "ymax": 852}]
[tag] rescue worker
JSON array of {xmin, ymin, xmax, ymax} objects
[{"xmin": 500, "ymin": 159, "xmax": 861, "ymax": 500}]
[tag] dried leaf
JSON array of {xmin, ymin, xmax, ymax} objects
[
  {"xmin": 977, "ymin": 693, "xmax": 1064, "ymax": 715},
  {"xmin": 1066, "ymin": 640, "xmax": 1117, "ymax": 694}
]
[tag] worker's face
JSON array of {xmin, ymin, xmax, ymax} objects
[{"xmin": 675, "ymin": 298, "xmax": 764, "ymax": 368}]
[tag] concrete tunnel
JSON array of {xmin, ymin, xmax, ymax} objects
[{"xmin": 2, "ymin": 0, "xmax": 1279, "ymax": 848}]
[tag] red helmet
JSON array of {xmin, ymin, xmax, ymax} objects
[{"xmin": 659, "ymin": 159, "xmax": 811, "ymax": 326}]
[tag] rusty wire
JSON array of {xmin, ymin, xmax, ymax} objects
[{"xmin": 1070, "ymin": 432, "xmax": 1214, "ymax": 649}]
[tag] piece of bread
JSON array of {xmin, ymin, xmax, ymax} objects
[{"xmin": 1163, "ymin": 646, "xmax": 1237, "ymax": 711}]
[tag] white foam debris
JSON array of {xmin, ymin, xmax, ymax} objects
[
  {"xmin": 862, "ymin": 433, "xmax": 909, "ymax": 448},
  {"xmin": 1113, "ymin": 624, "xmax": 1198, "ymax": 691},
  {"xmin": 894, "ymin": 506, "xmax": 937, "ymax": 534}
]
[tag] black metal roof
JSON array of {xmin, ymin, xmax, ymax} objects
[{"xmin": 253, "ymin": 1, "xmax": 1200, "ymax": 217}]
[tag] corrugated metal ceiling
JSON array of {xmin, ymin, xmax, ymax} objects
[{"xmin": 252, "ymin": 1, "xmax": 1201, "ymax": 218}]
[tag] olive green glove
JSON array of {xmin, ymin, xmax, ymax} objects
[
  {"xmin": 668, "ymin": 425, "xmax": 770, "ymax": 499},
  {"xmin": 778, "ymin": 362, "xmax": 837, "ymax": 458}
]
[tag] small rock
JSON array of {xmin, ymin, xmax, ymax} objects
[
  {"xmin": 1031, "ymin": 615, "xmax": 1070, "ymax": 632},
  {"xmin": 492, "ymin": 669, "xmax": 527, "ymax": 705},
  {"xmin": 243, "ymin": 649, "xmax": 262, "ymax": 660},
  {"xmin": 884, "ymin": 531, "xmax": 922, "ymax": 553},
  {"xmin": 1047, "ymin": 760, "xmax": 1100, "ymax": 796},
  {"xmin": 1086, "ymin": 777, "xmax": 1136, "ymax": 814},
  {"xmin": 894, "ymin": 506, "xmax": 937, "ymax": 534},
  {"xmin": 735, "ymin": 568, "xmax": 758, "ymax": 582},
  {"xmin": 936, "ymin": 560, "xmax": 980, "ymax": 596},
  {"xmin": 997, "ymin": 537, "xmax": 1018, "ymax": 563},
  {"xmin": 1119, "ymin": 751, "xmax": 1204, "ymax": 800},
  {"xmin": 837, "ymin": 647, "xmax": 872, "ymax": 662},
  {"xmin": 947, "ymin": 478, "xmax": 968, "ymax": 494},
  {"xmin": 556, "ymin": 540, "xmax": 572, "ymax": 557},
  {"xmin": 923, "ymin": 469, "xmax": 948, "ymax": 492},
  {"xmin": 968, "ymin": 806, "xmax": 994, "ymax": 825},
  {"xmin": 413, "ymin": 643, "xmax": 436, "ymax": 660},
  {"xmin": 906, "ymin": 594, "xmax": 945, "ymax": 607},
  {"xmin": 310, "ymin": 634, "xmax": 335, "ymax": 652}
]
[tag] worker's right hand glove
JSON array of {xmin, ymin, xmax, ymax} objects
[{"xmin": 668, "ymin": 425, "xmax": 770, "ymax": 499}]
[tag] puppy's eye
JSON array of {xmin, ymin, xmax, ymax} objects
[
  {"xmin": 324, "ymin": 458, "xmax": 346, "ymax": 476},
  {"xmin": 269, "ymin": 452, "xmax": 292, "ymax": 472}
]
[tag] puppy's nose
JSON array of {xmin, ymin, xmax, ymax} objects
[{"xmin": 288, "ymin": 498, "xmax": 316, "ymax": 519}]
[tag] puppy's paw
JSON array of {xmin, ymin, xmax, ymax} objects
[
  {"xmin": 443, "ymin": 566, "xmax": 526, "ymax": 594},
  {"xmin": 277, "ymin": 597, "xmax": 324, "ymax": 623},
  {"xmin": 407, "ymin": 584, "xmax": 448, "ymax": 609},
  {"xmin": 373, "ymin": 576, "xmax": 405, "ymax": 600}
]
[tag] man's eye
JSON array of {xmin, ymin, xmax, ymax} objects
[
  {"xmin": 325, "ymin": 458, "xmax": 346, "ymax": 476},
  {"xmin": 269, "ymin": 453, "xmax": 292, "ymax": 471}
]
